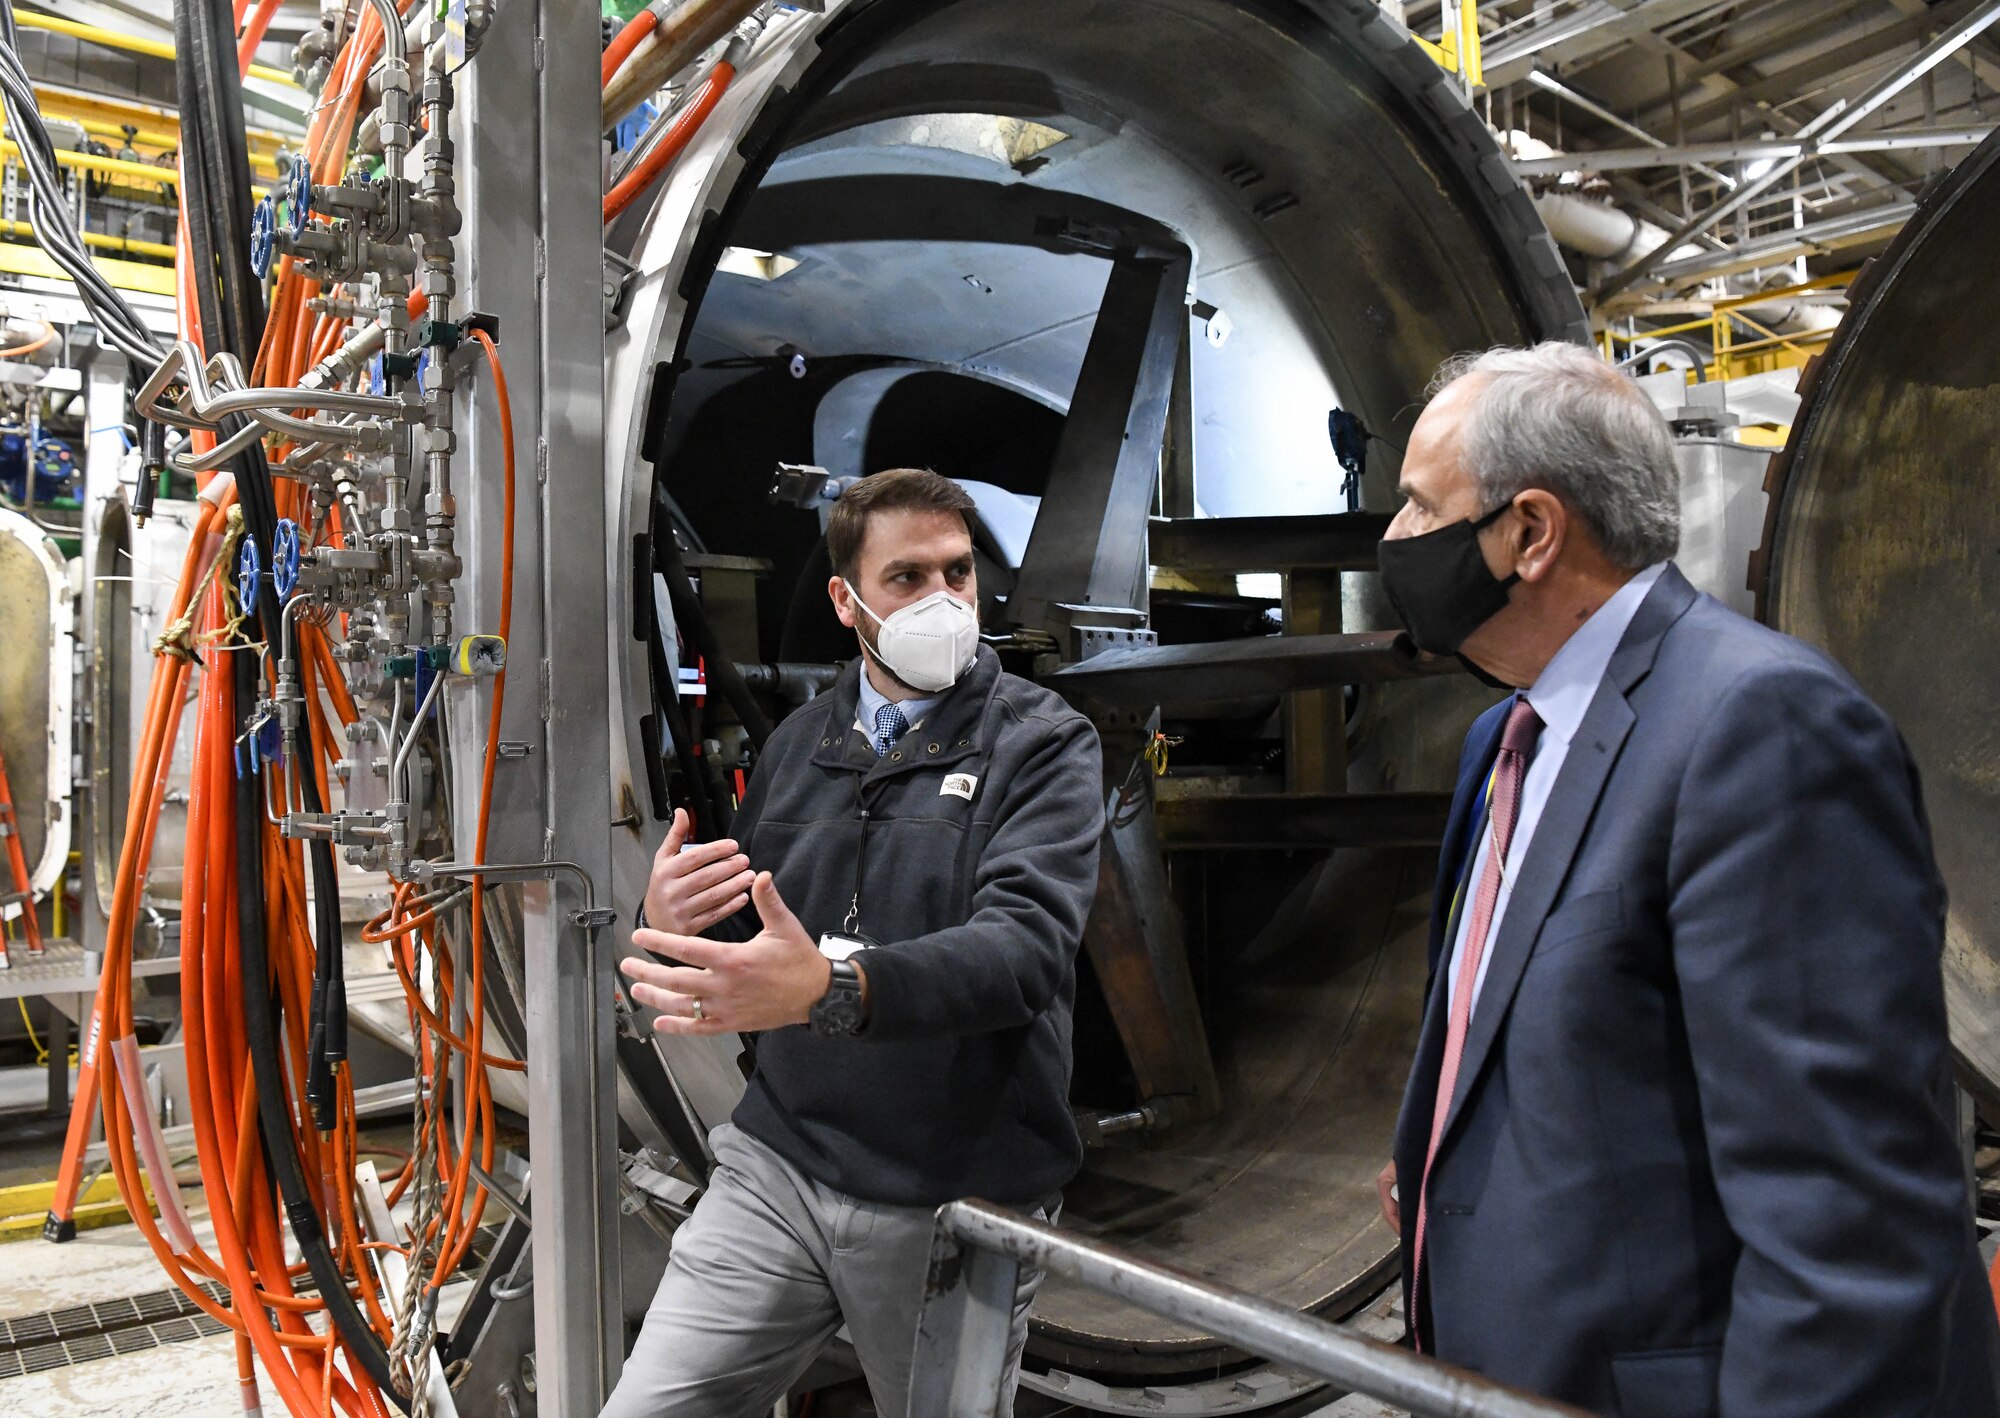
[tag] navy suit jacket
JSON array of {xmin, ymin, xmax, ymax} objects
[{"xmin": 1391, "ymin": 565, "xmax": 2000, "ymax": 1418}]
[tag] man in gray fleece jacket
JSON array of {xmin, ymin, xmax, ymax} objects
[{"xmin": 603, "ymin": 468, "xmax": 1104, "ymax": 1418}]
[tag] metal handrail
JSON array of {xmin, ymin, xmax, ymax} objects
[{"xmin": 910, "ymin": 1200, "xmax": 1594, "ymax": 1418}]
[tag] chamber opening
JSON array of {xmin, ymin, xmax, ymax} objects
[{"xmin": 626, "ymin": 0, "xmax": 1582, "ymax": 1379}]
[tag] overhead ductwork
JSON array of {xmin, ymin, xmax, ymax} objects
[{"xmin": 1532, "ymin": 189, "xmax": 1695, "ymax": 264}]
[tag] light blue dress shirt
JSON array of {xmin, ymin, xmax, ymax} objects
[
  {"xmin": 855, "ymin": 669, "xmax": 940, "ymax": 753},
  {"xmin": 1445, "ymin": 562, "xmax": 1668, "ymax": 1017}
]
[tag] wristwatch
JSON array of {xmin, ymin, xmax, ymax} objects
[{"xmin": 809, "ymin": 959, "xmax": 866, "ymax": 1037}]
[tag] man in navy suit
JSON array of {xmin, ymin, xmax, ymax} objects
[{"xmin": 1372, "ymin": 342, "xmax": 2000, "ymax": 1417}]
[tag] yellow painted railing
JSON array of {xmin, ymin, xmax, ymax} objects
[
  {"xmin": 1604, "ymin": 270, "xmax": 1855, "ymax": 382},
  {"xmin": 0, "ymin": 237, "xmax": 176, "ymax": 295},
  {"xmin": 1412, "ymin": 0, "xmax": 1485, "ymax": 87},
  {"xmin": 1, "ymin": 136, "xmax": 181, "ymax": 188},
  {"xmin": 0, "ymin": 218, "xmax": 174, "ymax": 262},
  {"xmin": 13, "ymin": 12, "xmax": 298, "ymax": 90},
  {"xmin": 33, "ymin": 83, "xmax": 293, "ymax": 158}
]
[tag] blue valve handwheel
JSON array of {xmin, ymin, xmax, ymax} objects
[
  {"xmin": 248, "ymin": 196, "xmax": 276, "ymax": 279},
  {"xmin": 287, "ymin": 155, "xmax": 313, "ymax": 236},
  {"xmin": 237, "ymin": 534, "xmax": 261, "ymax": 611},
  {"xmin": 272, "ymin": 518, "xmax": 301, "ymax": 600}
]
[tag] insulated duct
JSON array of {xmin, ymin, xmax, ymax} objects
[
  {"xmin": 1532, "ymin": 189, "xmax": 1706, "ymax": 266},
  {"xmin": 1534, "ymin": 191, "xmax": 1839, "ymax": 335}
]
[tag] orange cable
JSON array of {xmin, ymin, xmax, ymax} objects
[
  {"xmin": 601, "ymin": 6, "xmax": 658, "ymax": 87},
  {"xmin": 0, "ymin": 319, "xmax": 54, "ymax": 359},
  {"xmin": 603, "ymin": 61, "xmax": 735, "ymax": 223}
]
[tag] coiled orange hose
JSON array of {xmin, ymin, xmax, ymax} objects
[{"xmin": 80, "ymin": 5, "xmax": 480, "ymax": 1412}]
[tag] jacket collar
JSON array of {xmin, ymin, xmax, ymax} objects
[{"xmin": 808, "ymin": 645, "xmax": 1003, "ymax": 778}]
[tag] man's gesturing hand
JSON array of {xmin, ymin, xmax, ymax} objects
[
  {"xmin": 643, "ymin": 807, "xmax": 754, "ymax": 935},
  {"xmin": 622, "ymin": 871, "xmax": 839, "ymax": 1036}
]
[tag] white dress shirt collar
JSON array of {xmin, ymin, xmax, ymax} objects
[
  {"xmin": 1522, "ymin": 562, "xmax": 1668, "ymax": 747},
  {"xmin": 855, "ymin": 664, "xmax": 940, "ymax": 740}
]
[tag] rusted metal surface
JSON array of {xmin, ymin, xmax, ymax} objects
[
  {"xmin": 1080, "ymin": 785, "xmax": 1222, "ymax": 1122},
  {"xmin": 1286, "ymin": 568, "xmax": 1351, "ymax": 795},
  {"xmin": 1756, "ymin": 129, "xmax": 2000, "ymax": 1104},
  {"xmin": 1035, "ymin": 846, "xmax": 1436, "ymax": 1371}
]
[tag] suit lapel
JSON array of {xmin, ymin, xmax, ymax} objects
[{"xmin": 1433, "ymin": 566, "xmax": 1699, "ymax": 1150}]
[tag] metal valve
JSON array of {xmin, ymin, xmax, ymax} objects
[
  {"xmin": 287, "ymin": 154, "xmax": 314, "ymax": 236},
  {"xmin": 237, "ymin": 534, "xmax": 262, "ymax": 612},
  {"xmin": 249, "ymin": 196, "xmax": 277, "ymax": 278},
  {"xmin": 272, "ymin": 518, "xmax": 302, "ymax": 601}
]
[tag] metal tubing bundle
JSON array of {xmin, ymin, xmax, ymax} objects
[{"xmin": 11, "ymin": 1, "xmax": 744, "ymax": 1411}]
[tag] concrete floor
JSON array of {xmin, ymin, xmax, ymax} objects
[
  {"xmin": 0, "ymin": 1061, "xmax": 1406, "ymax": 1418},
  {"xmin": 0, "ymin": 1214, "xmax": 246, "ymax": 1415},
  {"xmin": 0, "ymin": 1074, "xmax": 476, "ymax": 1417},
  {"xmin": 0, "ymin": 1215, "xmax": 1400, "ymax": 1418}
]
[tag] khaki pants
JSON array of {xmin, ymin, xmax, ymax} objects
[{"xmin": 600, "ymin": 1124, "xmax": 1044, "ymax": 1418}]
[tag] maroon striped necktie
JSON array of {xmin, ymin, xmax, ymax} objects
[{"xmin": 1411, "ymin": 695, "xmax": 1542, "ymax": 1350}]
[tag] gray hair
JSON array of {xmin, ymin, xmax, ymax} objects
[{"xmin": 1429, "ymin": 342, "xmax": 1679, "ymax": 570}]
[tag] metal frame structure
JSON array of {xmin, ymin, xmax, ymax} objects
[
  {"xmin": 910, "ymin": 1201, "xmax": 1593, "ymax": 1418},
  {"xmin": 1425, "ymin": 0, "xmax": 2000, "ymax": 358},
  {"xmin": 452, "ymin": 3, "xmax": 624, "ymax": 1410},
  {"xmin": 1589, "ymin": 0, "xmax": 2000, "ymax": 302}
]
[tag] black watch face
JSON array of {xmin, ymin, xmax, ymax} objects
[{"xmin": 812, "ymin": 976, "xmax": 865, "ymax": 1036}]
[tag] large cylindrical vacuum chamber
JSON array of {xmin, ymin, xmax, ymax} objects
[
  {"xmin": 599, "ymin": 0, "xmax": 1585, "ymax": 1400},
  {"xmin": 1756, "ymin": 129, "xmax": 2000, "ymax": 1112}
]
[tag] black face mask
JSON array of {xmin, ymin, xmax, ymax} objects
[{"xmin": 1377, "ymin": 501, "xmax": 1520, "ymax": 662}]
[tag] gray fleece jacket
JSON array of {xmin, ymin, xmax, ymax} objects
[{"xmin": 722, "ymin": 646, "xmax": 1103, "ymax": 1208}]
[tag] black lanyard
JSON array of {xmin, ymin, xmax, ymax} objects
[
  {"xmin": 842, "ymin": 670, "xmax": 1003, "ymax": 937},
  {"xmin": 845, "ymin": 789, "xmax": 874, "ymax": 935}
]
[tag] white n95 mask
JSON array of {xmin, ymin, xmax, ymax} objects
[{"xmin": 845, "ymin": 583, "xmax": 979, "ymax": 693}]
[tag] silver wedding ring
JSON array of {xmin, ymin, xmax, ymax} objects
[{"xmin": 691, "ymin": 998, "xmax": 705, "ymax": 1022}]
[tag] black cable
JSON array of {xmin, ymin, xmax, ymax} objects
[
  {"xmin": 232, "ymin": 660, "xmax": 406, "ymax": 1410},
  {"xmin": 170, "ymin": 1, "xmax": 227, "ymax": 355},
  {"xmin": 0, "ymin": 2, "xmax": 163, "ymax": 362},
  {"xmin": 654, "ymin": 530, "xmax": 776, "ymax": 749},
  {"xmin": 187, "ymin": 0, "xmax": 264, "ymax": 358},
  {"xmin": 172, "ymin": 1, "xmax": 402, "ymax": 1399}
]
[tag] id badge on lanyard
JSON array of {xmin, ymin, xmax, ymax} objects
[{"xmin": 821, "ymin": 797, "xmax": 879, "ymax": 960}]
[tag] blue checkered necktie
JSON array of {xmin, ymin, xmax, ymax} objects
[{"xmin": 872, "ymin": 701, "xmax": 909, "ymax": 757}]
